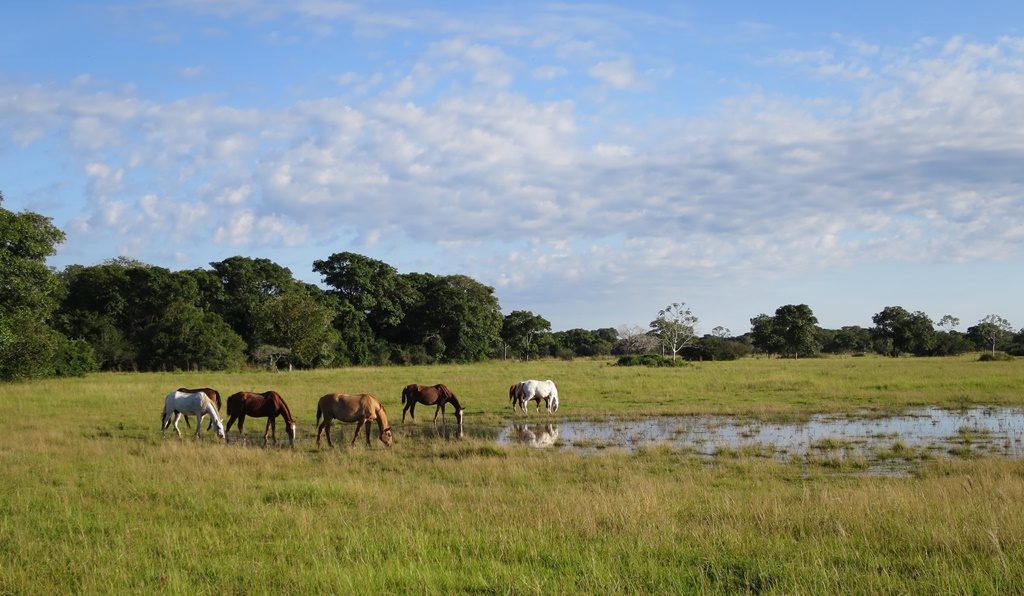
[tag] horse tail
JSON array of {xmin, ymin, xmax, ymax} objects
[
  {"xmin": 316, "ymin": 404, "xmax": 322, "ymax": 426},
  {"xmin": 401, "ymin": 385, "xmax": 408, "ymax": 406}
]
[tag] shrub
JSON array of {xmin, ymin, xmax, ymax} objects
[
  {"xmin": 615, "ymin": 354, "xmax": 688, "ymax": 367},
  {"xmin": 978, "ymin": 352, "xmax": 1014, "ymax": 362},
  {"xmin": 53, "ymin": 337, "xmax": 99, "ymax": 377}
]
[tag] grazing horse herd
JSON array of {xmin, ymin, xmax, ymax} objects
[{"xmin": 160, "ymin": 378, "xmax": 559, "ymax": 447}]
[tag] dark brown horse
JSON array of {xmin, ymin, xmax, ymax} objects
[
  {"xmin": 177, "ymin": 387, "xmax": 222, "ymax": 430},
  {"xmin": 401, "ymin": 383, "xmax": 464, "ymax": 425},
  {"xmin": 224, "ymin": 390, "xmax": 297, "ymax": 446}
]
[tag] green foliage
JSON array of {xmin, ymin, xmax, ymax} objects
[
  {"xmin": 871, "ymin": 306, "xmax": 936, "ymax": 356},
  {"xmin": 616, "ymin": 353, "xmax": 688, "ymax": 367},
  {"xmin": 0, "ymin": 310, "xmax": 65, "ymax": 380},
  {"xmin": 142, "ymin": 302, "xmax": 246, "ymax": 371},
  {"xmin": 978, "ymin": 352, "xmax": 1014, "ymax": 362},
  {"xmin": 0, "ymin": 201, "xmax": 66, "ymax": 318},
  {"xmin": 209, "ymin": 256, "xmax": 298, "ymax": 350},
  {"xmin": 0, "ymin": 195, "xmax": 69, "ymax": 380},
  {"xmin": 967, "ymin": 314, "xmax": 1014, "ymax": 356},
  {"xmin": 404, "ymin": 273, "xmax": 503, "ymax": 362},
  {"xmin": 501, "ymin": 309, "xmax": 552, "ymax": 360},
  {"xmin": 313, "ymin": 252, "xmax": 413, "ymax": 336},
  {"xmin": 52, "ymin": 337, "xmax": 99, "ymax": 377},
  {"xmin": 553, "ymin": 328, "xmax": 616, "ymax": 357},
  {"xmin": 772, "ymin": 304, "xmax": 820, "ymax": 358},
  {"xmin": 263, "ymin": 289, "xmax": 340, "ymax": 368}
]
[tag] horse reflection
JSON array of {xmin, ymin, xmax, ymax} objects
[{"xmin": 511, "ymin": 424, "xmax": 558, "ymax": 448}]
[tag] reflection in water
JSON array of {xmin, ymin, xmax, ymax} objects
[
  {"xmin": 506, "ymin": 424, "xmax": 559, "ymax": 448},
  {"xmin": 496, "ymin": 407, "xmax": 1024, "ymax": 458}
]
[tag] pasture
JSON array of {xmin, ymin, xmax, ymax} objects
[{"xmin": 1, "ymin": 356, "xmax": 1023, "ymax": 593}]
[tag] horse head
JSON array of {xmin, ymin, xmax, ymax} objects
[
  {"xmin": 379, "ymin": 426, "xmax": 394, "ymax": 447},
  {"xmin": 286, "ymin": 421, "xmax": 297, "ymax": 446},
  {"xmin": 212, "ymin": 417, "xmax": 226, "ymax": 441}
]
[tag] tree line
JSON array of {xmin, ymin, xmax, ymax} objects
[{"xmin": 2, "ymin": 195, "xmax": 1022, "ymax": 380}]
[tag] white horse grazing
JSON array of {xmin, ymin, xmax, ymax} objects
[
  {"xmin": 161, "ymin": 390, "xmax": 226, "ymax": 440},
  {"xmin": 516, "ymin": 379, "xmax": 559, "ymax": 414}
]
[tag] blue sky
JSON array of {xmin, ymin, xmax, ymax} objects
[{"xmin": 3, "ymin": 1, "xmax": 1024, "ymax": 335}]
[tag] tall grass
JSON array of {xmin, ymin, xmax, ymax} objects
[{"xmin": 1, "ymin": 356, "xmax": 1023, "ymax": 593}]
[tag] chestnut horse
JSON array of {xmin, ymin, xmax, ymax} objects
[
  {"xmin": 224, "ymin": 390, "xmax": 297, "ymax": 446},
  {"xmin": 176, "ymin": 387, "xmax": 222, "ymax": 430},
  {"xmin": 316, "ymin": 393, "xmax": 393, "ymax": 448},
  {"xmin": 401, "ymin": 383, "xmax": 464, "ymax": 425}
]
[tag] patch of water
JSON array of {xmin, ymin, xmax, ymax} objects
[{"xmin": 497, "ymin": 407, "xmax": 1024, "ymax": 458}]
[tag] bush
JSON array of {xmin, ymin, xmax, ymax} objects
[
  {"xmin": 615, "ymin": 354, "xmax": 688, "ymax": 367},
  {"xmin": 978, "ymin": 352, "xmax": 1014, "ymax": 362},
  {"xmin": 53, "ymin": 337, "xmax": 99, "ymax": 377}
]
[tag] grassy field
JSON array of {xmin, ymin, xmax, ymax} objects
[{"xmin": 1, "ymin": 355, "xmax": 1023, "ymax": 593}]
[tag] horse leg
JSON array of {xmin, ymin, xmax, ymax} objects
[
  {"xmin": 172, "ymin": 413, "xmax": 183, "ymax": 438},
  {"xmin": 323, "ymin": 422, "xmax": 334, "ymax": 448},
  {"xmin": 402, "ymin": 401, "xmax": 411, "ymax": 423},
  {"xmin": 365, "ymin": 419, "xmax": 372, "ymax": 447},
  {"xmin": 316, "ymin": 422, "xmax": 325, "ymax": 448},
  {"xmin": 263, "ymin": 417, "xmax": 273, "ymax": 447},
  {"xmin": 237, "ymin": 415, "xmax": 246, "ymax": 443},
  {"xmin": 225, "ymin": 414, "xmax": 237, "ymax": 439},
  {"xmin": 351, "ymin": 420, "xmax": 363, "ymax": 446}
]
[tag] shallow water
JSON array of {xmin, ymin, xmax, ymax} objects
[{"xmin": 497, "ymin": 407, "xmax": 1024, "ymax": 459}]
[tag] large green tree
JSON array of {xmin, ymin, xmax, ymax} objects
[
  {"xmin": 501, "ymin": 310, "xmax": 551, "ymax": 361},
  {"xmin": 404, "ymin": 273, "xmax": 503, "ymax": 362},
  {"xmin": 209, "ymin": 256, "xmax": 297, "ymax": 351},
  {"xmin": 143, "ymin": 301, "xmax": 246, "ymax": 371},
  {"xmin": 772, "ymin": 304, "xmax": 819, "ymax": 359},
  {"xmin": 871, "ymin": 306, "xmax": 936, "ymax": 356},
  {"xmin": 313, "ymin": 252, "xmax": 414, "ymax": 339},
  {"xmin": 0, "ymin": 192, "xmax": 83, "ymax": 380},
  {"xmin": 263, "ymin": 288, "xmax": 341, "ymax": 368}
]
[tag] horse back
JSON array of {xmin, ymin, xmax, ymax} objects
[
  {"xmin": 165, "ymin": 390, "xmax": 210, "ymax": 415},
  {"xmin": 318, "ymin": 392, "xmax": 378, "ymax": 423}
]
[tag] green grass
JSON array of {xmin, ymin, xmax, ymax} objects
[{"xmin": 2, "ymin": 355, "xmax": 1024, "ymax": 593}]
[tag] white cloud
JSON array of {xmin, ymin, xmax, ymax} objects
[
  {"xmin": 3, "ymin": 34, "xmax": 1024, "ymax": 329},
  {"xmin": 532, "ymin": 65, "xmax": 567, "ymax": 80},
  {"xmin": 177, "ymin": 65, "xmax": 207, "ymax": 78},
  {"xmin": 588, "ymin": 57, "xmax": 640, "ymax": 89}
]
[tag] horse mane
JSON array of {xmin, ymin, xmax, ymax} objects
[
  {"xmin": 434, "ymin": 384, "xmax": 462, "ymax": 411},
  {"xmin": 435, "ymin": 383, "xmax": 455, "ymax": 401},
  {"xmin": 266, "ymin": 391, "xmax": 295, "ymax": 424}
]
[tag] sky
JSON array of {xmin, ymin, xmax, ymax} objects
[{"xmin": 3, "ymin": 1, "xmax": 1024, "ymax": 335}]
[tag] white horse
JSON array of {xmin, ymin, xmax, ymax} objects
[
  {"xmin": 515, "ymin": 379, "xmax": 559, "ymax": 414},
  {"xmin": 161, "ymin": 390, "xmax": 226, "ymax": 440}
]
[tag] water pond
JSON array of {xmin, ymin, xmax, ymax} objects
[{"xmin": 494, "ymin": 407, "xmax": 1024, "ymax": 460}]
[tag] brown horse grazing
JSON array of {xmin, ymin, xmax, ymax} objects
[
  {"xmin": 176, "ymin": 387, "xmax": 222, "ymax": 430},
  {"xmin": 401, "ymin": 383, "xmax": 464, "ymax": 425},
  {"xmin": 316, "ymin": 393, "xmax": 393, "ymax": 448},
  {"xmin": 224, "ymin": 390, "xmax": 297, "ymax": 446}
]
